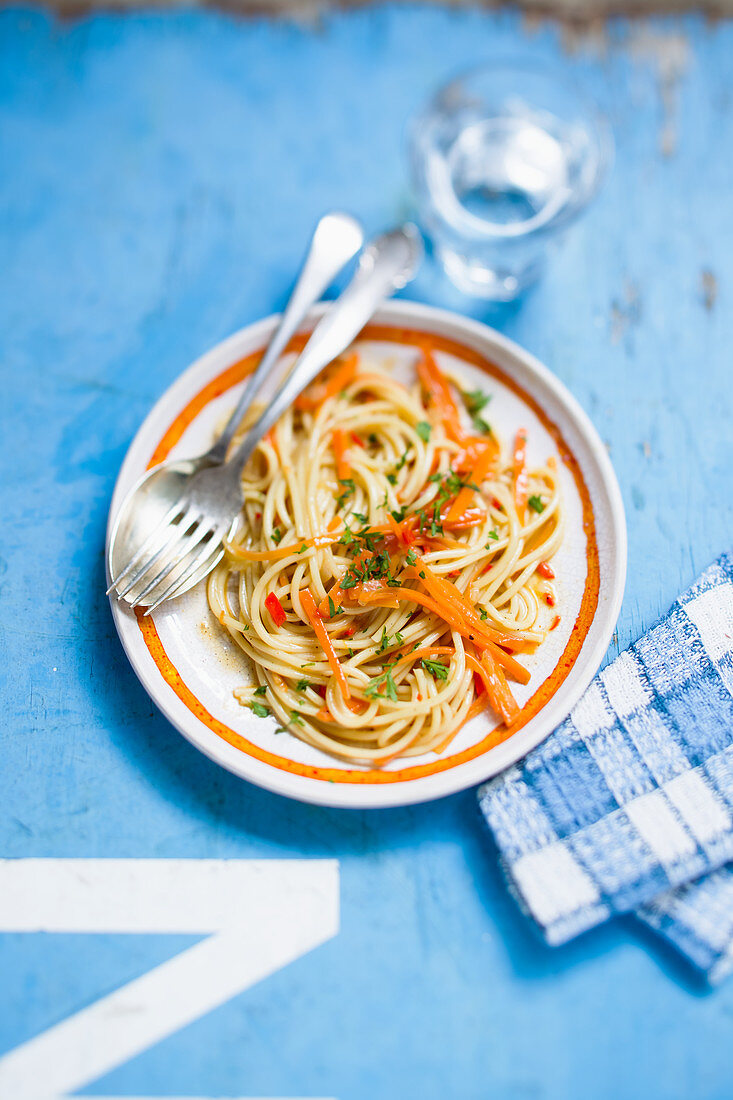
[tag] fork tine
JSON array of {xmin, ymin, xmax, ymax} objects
[
  {"xmin": 129, "ymin": 516, "xmax": 218, "ymax": 609},
  {"xmin": 143, "ymin": 527, "xmax": 228, "ymax": 615},
  {"xmin": 115, "ymin": 505, "xmax": 200, "ymax": 602},
  {"xmin": 107, "ymin": 501, "xmax": 184, "ymax": 595}
]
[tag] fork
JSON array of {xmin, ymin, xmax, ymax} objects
[{"xmin": 108, "ymin": 224, "xmax": 422, "ymax": 613}]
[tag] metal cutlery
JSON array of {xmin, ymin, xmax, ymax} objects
[{"xmin": 107, "ymin": 223, "xmax": 423, "ymax": 613}]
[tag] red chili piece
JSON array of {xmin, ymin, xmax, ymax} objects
[{"xmin": 265, "ymin": 592, "xmax": 287, "ymax": 627}]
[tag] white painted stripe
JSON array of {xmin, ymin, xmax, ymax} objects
[
  {"xmin": 0, "ymin": 858, "xmax": 334, "ymax": 933},
  {"xmin": 0, "ymin": 860, "xmax": 339, "ymax": 1100}
]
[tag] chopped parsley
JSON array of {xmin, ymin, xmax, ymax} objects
[
  {"xmin": 446, "ymin": 471, "xmax": 479, "ymax": 494},
  {"xmin": 368, "ymin": 433, "xmax": 379, "ymax": 446},
  {"xmin": 395, "ymin": 447, "xmax": 411, "ymax": 472},
  {"xmin": 340, "ymin": 546, "xmax": 402, "ymax": 590},
  {"xmin": 352, "ymin": 512, "xmax": 368, "ymax": 523},
  {"xmin": 528, "ymin": 495, "xmax": 545, "ymax": 514},
  {"xmin": 415, "ymin": 421, "xmax": 432, "ymax": 443},
  {"xmin": 376, "ymin": 628, "xmax": 404, "ymax": 654},
  {"xmin": 297, "ymin": 543, "xmax": 308, "ymax": 554},
  {"xmin": 289, "ymin": 711, "xmax": 305, "ymax": 727},
  {"xmin": 391, "ymin": 506, "xmax": 407, "ymax": 523},
  {"xmin": 421, "ymin": 658, "xmax": 449, "ymax": 681},
  {"xmin": 295, "ymin": 679, "xmax": 311, "ymax": 692},
  {"xmin": 328, "ymin": 595, "xmax": 343, "ymax": 618},
  {"xmin": 463, "ymin": 389, "xmax": 491, "ymax": 416},
  {"xmin": 272, "ymin": 527, "xmax": 283, "ymax": 545},
  {"xmin": 386, "ymin": 473, "xmax": 398, "ymax": 485},
  {"xmin": 336, "ymin": 478, "xmax": 356, "ymax": 508},
  {"xmin": 249, "ymin": 702, "xmax": 269, "ymax": 718},
  {"xmin": 405, "ymin": 549, "xmax": 417, "ymax": 566},
  {"xmin": 479, "ymin": 607, "xmax": 488, "ymax": 620},
  {"xmin": 486, "ymin": 532, "xmax": 499, "ymax": 547},
  {"xmin": 253, "ymin": 685, "xmax": 268, "ymax": 695},
  {"xmin": 462, "ymin": 389, "xmax": 493, "ymax": 434},
  {"xmin": 365, "ymin": 668, "xmax": 398, "ymax": 702}
]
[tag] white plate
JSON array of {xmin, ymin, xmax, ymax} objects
[{"xmin": 107, "ymin": 300, "xmax": 626, "ymax": 808}]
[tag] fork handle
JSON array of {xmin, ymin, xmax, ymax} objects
[
  {"xmin": 206, "ymin": 211, "xmax": 363, "ymax": 464},
  {"xmin": 226, "ymin": 224, "xmax": 423, "ymax": 476}
]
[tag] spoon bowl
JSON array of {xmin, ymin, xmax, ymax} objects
[{"xmin": 107, "ymin": 458, "xmax": 228, "ymax": 606}]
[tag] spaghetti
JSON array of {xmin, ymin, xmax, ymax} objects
[{"xmin": 207, "ymin": 343, "xmax": 564, "ymax": 765}]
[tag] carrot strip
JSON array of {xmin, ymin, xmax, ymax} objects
[
  {"xmin": 387, "ymin": 513, "xmax": 416, "ymax": 549},
  {"xmin": 446, "ymin": 442, "xmax": 496, "ymax": 523},
  {"xmin": 332, "ymin": 428, "xmax": 351, "ymax": 480},
  {"xmin": 319, "ymin": 582, "xmax": 344, "ymax": 618},
  {"xmin": 351, "ymin": 585, "xmax": 463, "ymax": 627},
  {"xmin": 318, "ymin": 551, "xmax": 371, "ymax": 616},
  {"xmin": 226, "ymin": 532, "xmax": 339, "ymax": 562},
  {"xmin": 295, "ymin": 353, "xmax": 358, "ymax": 412},
  {"xmin": 442, "ymin": 507, "xmax": 487, "ymax": 531},
  {"xmin": 425, "ymin": 534, "xmax": 469, "ymax": 551},
  {"xmin": 513, "ymin": 429, "xmax": 528, "ymax": 512},
  {"xmin": 350, "ymin": 585, "xmax": 523, "ymax": 678},
  {"xmin": 367, "ymin": 506, "xmax": 485, "ymax": 543},
  {"xmin": 464, "ymin": 652, "xmax": 520, "ymax": 726},
  {"xmin": 344, "ymin": 696, "xmax": 368, "ymax": 715},
  {"xmin": 417, "ymin": 349, "xmax": 464, "ymax": 441},
  {"xmin": 482, "ymin": 641, "xmax": 531, "ymax": 685},
  {"xmin": 394, "ymin": 646, "xmax": 455, "ymax": 667},
  {"xmin": 300, "ymin": 588, "xmax": 351, "ymax": 701},
  {"xmin": 410, "ymin": 558, "xmax": 523, "ymax": 651},
  {"xmin": 264, "ymin": 592, "xmax": 287, "ymax": 627}
]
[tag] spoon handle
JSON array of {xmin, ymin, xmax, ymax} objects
[
  {"xmin": 206, "ymin": 211, "xmax": 363, "ymax": 464},
  {"xmin": 227, "ymin": 224, "xmax": 423, "ymax": 475}
]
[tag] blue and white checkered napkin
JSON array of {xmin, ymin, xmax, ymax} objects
[{"xmin": 479, "ymin": 552, "xmax": 733, "ymax": 983}]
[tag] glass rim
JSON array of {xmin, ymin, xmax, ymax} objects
[{"xmin": 409, "ymin": 57, "xmax": 613, "ymax": 241}]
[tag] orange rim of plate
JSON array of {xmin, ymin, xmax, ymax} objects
[{"xmin": 135, "ymin": 323, "xmax": 600, "ymax": 785}]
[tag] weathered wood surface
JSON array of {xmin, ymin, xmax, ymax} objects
[
  {"xmin": 0, "ymin": 6, "xmax": 731, "ymax": 1099},
  {"xmin": 28, "ymin": 0, "xmax": 733, "ymax": 21}
]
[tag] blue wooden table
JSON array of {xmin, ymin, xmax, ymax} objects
[{"xmin": 1, "ymin": 6, "xmax": 732, "ymax": 1098}]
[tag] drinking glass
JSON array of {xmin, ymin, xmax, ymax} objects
[{"xmin": 408, "ymin": 62, "xmax": 612, "ymax": 301}]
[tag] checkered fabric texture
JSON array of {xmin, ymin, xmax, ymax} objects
[{"xmin": 479, "ymin": 552, "xmax": 733, "ymax": 983}]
